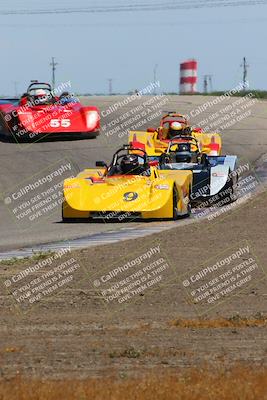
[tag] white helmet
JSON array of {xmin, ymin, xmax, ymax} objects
[
  {"xmin": 34, "ymin": 89, "xmax": 47, "ymax": 96},
  {"xmin": 170, "ymin": 121, "xmax": 183, "ymax": 131}
]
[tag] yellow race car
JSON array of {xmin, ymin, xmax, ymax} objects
[
  {"xmin": 129, "ymin": 112, "xmax": 222, "ymax": 157},
  {"xmin": 62, "ymin": 145, "xmax": 192, "ymax": 221}
]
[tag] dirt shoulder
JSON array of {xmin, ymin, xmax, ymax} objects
[{"xmin": 0, "ymin": 190, "xmax": 266, "ymax": 380}]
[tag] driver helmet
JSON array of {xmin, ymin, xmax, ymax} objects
[
  {"xmin": 120, "ymin": 154, "xmax": 140, "ymax": 175},
  {"xmin": 169, "ymin": 121, "xmax": 183, "ymax": 138},
  {"xmin": 60, "ymin": 91, "xmax": 73, "ymax": 104},
  {"xmin": 33, "ymin": 89, "xmax": 48, "ymax": 104},
  {"xmin": 60, "ymin": 91, "xmax": 70, "ymax": 98}
]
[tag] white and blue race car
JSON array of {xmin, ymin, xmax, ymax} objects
[{"xmin": 155, "ymin": 135, "xmax": 238, "ymax": 205}]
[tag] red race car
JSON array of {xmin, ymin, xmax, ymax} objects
[{"xmin": 0, "ymin": 81, "xmax": 100, "ymax": 141}]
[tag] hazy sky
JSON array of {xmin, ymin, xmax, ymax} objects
[{"xmin": 0, "ymin": 0, "xmax": 266, "ymax": 95}]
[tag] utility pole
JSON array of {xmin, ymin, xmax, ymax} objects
[
  {"xmin": 203, "ymin": 75, "xmax": 213, "ymax": 93},
  {"xmin": 241, "ymin": 57, "xmax": 249, "ymax": 91},
  {"xmin": 108, "ymin": 78, "xmax": 113, "ymax": 95},
  {"xmin": 50, "ymin": 57, "xmax": 58, "ymax": 90},
  {"xmin": 208, "ymin": 75, "xmax": 213, "ymax": 92},
  {"xmin": 203, "ymin": 75, "xmax": 208, "ymax": 94},
  {"xmin": 153, "ymin": 64, "xmax": 158, "ymax": 95}
]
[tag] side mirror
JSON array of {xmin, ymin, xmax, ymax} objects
[
  {"xmin": 147, "ymin": 127, "xmax": 155, "ymax": 133},
  {"xmin": 96, "ymin": 161, "xmax": 107, "ymax": 168}
]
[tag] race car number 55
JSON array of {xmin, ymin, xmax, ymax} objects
[{"xmin": 50, "ymin": 119, "xmax": 71, "ymax": 128}]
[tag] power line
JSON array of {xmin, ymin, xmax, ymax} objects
[
  {"xmin": 0, "ymin": 0, "xmax": 267, "ymax": 14},
  {"xmin": 1, "ymin": 16, "xmax": 267, "ymax": 27}
]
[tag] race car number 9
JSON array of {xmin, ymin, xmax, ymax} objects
[{"xmin": 50, "ymin": 119, "xmax": 71, "ymax": 128}]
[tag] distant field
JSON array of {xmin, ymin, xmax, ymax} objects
[
  {"xmin": 1, "ymin": 367, "xmax": 267, "ymax": 400},
  {"xmin": 75, "ymin": 90, "xmax": 267, "ymax": 98}
]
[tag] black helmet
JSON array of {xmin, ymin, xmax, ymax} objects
[
  {"xmin": 120, "ymin": 154, "xmax": 140, "ymax": 175},
  {"xmin": 60, "ymin": 91, "xmax": 70, "ymax": 98}
]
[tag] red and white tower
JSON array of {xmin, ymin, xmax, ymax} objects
[{"xmin": 180, "ymin": 59, "xmax": 198, "ymax": 94}]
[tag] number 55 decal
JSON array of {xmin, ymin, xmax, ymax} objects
[{"xmin": 50, "ymin": 119, "xmax": 71, "ymax": 128}]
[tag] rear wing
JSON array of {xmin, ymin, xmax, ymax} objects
[{"xmin": 0, "ymin": 98, "xmax": 19, "ymax": 105}]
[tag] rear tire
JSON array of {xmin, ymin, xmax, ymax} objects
[
  {"xmin": 184, "ymin": 198, "xmax": 192, "ymax": 217},
  {"xmin": 172, "ymin": 186, "xmax": 179, "ymax": 220},
  {"xmin": 85, "ymin": 130, "xmax": 100, "ymax": 139},
  {"xmin": 221, "ymin": 177, "xmax": 238, "ymax": 205},
  {"xmin": 62, "ymin": 203, "xmax": 75, "ymax": 223},
  {"xmin": 173, "ymin": 186, "xmax": 192, "ymax": 219},
  {"xmin": 61, "ymin": 204, "xmax": 92, "ymax": 223}
]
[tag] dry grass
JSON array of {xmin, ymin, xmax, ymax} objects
[
  {"xmin": 1, "ymin": 367, "xmax": 267, "ymax": 400},
  {"xmin": 169, "ymin": 315, "xmax": 267, "ymax": 329}
]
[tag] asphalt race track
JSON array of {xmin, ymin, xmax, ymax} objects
[{"xmin": 0, "ymin": 95, "xmax": 266, "ymax": 252}]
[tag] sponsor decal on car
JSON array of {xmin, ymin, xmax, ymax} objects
[
  {"xmin": 212, "ymin": 172, "xmax": 226, "ymax": 177},
  {"xmin": 64, "ymin": 184, "xmax": 80, "ymax": 189},
  {"xmin": 154, "ymin": 184, "xmax": 169, "ymax": 190},
  {"xmin": 123, "ymin": 192, "xmax": 138, "ymax": 202}
]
